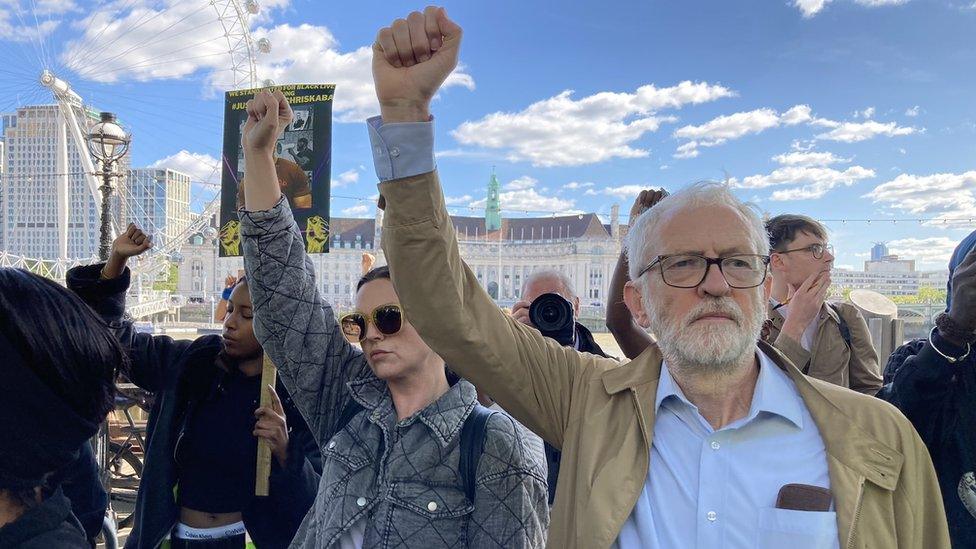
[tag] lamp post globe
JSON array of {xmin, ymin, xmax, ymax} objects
[{"xmin": 86, "ymin": 112, "xmax": 130, "ymax": 261}]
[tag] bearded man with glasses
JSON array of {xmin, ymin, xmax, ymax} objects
[
  {"xmin": 364, "ymin": 8, "xmax": 950, "ymax": 547},
  {"xmin": 764, "ymin": 215, "xmax": 883, "ymax": 395}
]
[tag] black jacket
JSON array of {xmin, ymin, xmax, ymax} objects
[
  {"xmin": 576, "ymin": 322, "xmax": 609, "ymax": 358},
  {"xmin": 67, "ymin": 264, "xmax": 321, "ymax": 549},
  {"xmin": 878, "ymin": 333, "xmax": 976, "ymax": 548},
  {"xmin": 51, "ymin": 442, "xmax": 107, "ymax": 545},
  {"xmin": 0, "ymin": 488, "xmax": 89, "ymax": 549}
]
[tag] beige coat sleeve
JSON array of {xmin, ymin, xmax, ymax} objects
[
  {"xmin": 837, "ymin": 304, "xmax": 883, "ymax": 395},
  {"xmin": 379, "ymin": 171, "xmax": 609, "ymax": 448},
  {"xmin": 772, "ymin": 331, "xmax": 811, "ymax": 372}
]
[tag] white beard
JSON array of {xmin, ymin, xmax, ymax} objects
[{"xmin": 648, "ymin": 292, "xmax": 766, "ymax": 375}]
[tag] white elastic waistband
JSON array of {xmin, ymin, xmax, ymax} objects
[{"xmin": 173, "ymin": 521, "xmax": 246, "ymax": 540}]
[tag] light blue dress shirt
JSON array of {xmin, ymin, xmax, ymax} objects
[
  {"xmin": 366, "ymin": 116, "xmax": 839, "ymax": 549},
  {"xmin": 613, "ymin": 351, "xmax": 838, "ymax": 549}
]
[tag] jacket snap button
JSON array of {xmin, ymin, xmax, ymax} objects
[
  {"xmin": 328, "ymin": 441, "xmax": 337, "ymax": 450},
  {"xmin": 427, "ymin": 501, "xmax": 438, "ymax": 512},
  {"xmin": 357, "ymin": 497, "xmax": 367, "ymax": 507}
]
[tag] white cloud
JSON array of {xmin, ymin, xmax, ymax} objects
[
  {"xmin": 562, "ymin": 181, "xmax": 595, "ymax": 190},
  {"xmin": 887, "ymin": 237, "xmax": 961, "ymax": 266},
  {"xmin": 731, "ymin": 165, "xmax": 875, "ymax": 200},
  {"xmin": 815, "ymin": 120, "xmax": 919, "ymax": 142},
  {"xmin": 334, "ymin": 169, "xmax": 359, "ymax": 187},
  {"xmin": 149, "ymin": 150, "xmax": 220, "ymax": 184},
  {"xmin": 674, "ymin": 141, "xmax": 701, "ymax": 159},
  {"xmin": 794, "ymin": 0, "xmax": 909, "ymax": 17},
  {"xmin": 469, "ymin": 188, "xmax": 579, "ymax": 214},
  {"xmin": 504, "ymin": 176, "xmax": 538, "ymax": 191},
  {"xmin": 452, "ymin": 81, "xmax": 735, "ymax": 167},
  {"xmin": 673, "ymin": 105, "xmax": 811, "ymax": 158},
  {"xmin": 794, "ymin": 0, "xmax": 831, "ymax": 17},
  {"xmin": 340, "ymin": 204, "xmax": 370, "ymax": 217},
  {"xmin": 771, "ymin": 150, "xmax": 850, "ymax": 166},
  {"xmin": 444, "ymin": 195, "xmax": 473, "ymax": 206},
  {"xmin": 0, "ymin": 3, "xmax": 60, "ymax": 42},
  {"xmin": 905, "ymin": 105, "xmax": 921, "ymax": 117},
  {"xmin": 864, "ymin": 171, "xmax": 976, "ymax": 222},
  {"xmin": 59, "ymin": 7, "xmax": 471, "ymax": 122},
  {"xmin": 62, "ymin": 1, "xmax": 262, "ymax": 83},
  {"xmin": 593, "ymin": 185, "xmax": 648, "ymax": 200},
  {"xmin": 854, "ymin": 106, "xmax": 876, "ymax": 119},
  {"xmin": 252, "ymin": 23, "xmax": 473, "ymax": 122}
]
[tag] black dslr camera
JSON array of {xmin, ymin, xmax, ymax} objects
[{"xmin": 528, "ymin": 293, "xmax": 576, "ymax": 347}]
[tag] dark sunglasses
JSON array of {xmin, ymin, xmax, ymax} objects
[{"xmin": 339, "ymin": 304, "xmax": 403, "ymax": 343}]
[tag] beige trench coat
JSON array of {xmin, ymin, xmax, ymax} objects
[{"xmin": 379, "ymin": 170, "xmax": 949, "ymax": 549}]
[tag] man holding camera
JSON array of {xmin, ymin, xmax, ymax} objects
[
  {"xmin": 512, "ymin": 270, "xmax": 610, "ymax": 358},
  {"xmin": 511, "ymin": 270, "xmax": 611, "ymax": 504}
]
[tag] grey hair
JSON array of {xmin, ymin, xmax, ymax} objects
[
  {"xmin": 521, "ymin": 269, "xmax": 577, "ymax": 300},
  {"xmin": 625, "ymin": 181, "xmax": 769, "ymax": 283}
]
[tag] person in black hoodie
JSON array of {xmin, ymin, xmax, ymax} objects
[
  {"xmin": 0, "ymin": 268, "xmax": 125, "ymax": 549},
  {"xmin": 67, "ymin": 224, "xmax": 321, "ymax": 549},
  {"xmin": 879, "ymin": 229, "xmax": 976, "ymax": 547}
]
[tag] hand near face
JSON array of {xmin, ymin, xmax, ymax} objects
[
  {"xmin": 511, "ymin": 299, "xmax": 536, "ymax": 329},
  {"xmin": 780, "ymin": 270, "xmax": 831, "ymax": 343}
]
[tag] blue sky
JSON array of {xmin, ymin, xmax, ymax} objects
[{"xmin": 1, "ymin": 0, "xmax": 974, "ymax": 269}]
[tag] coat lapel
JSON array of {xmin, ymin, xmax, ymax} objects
[{"xmin": 760, "ymin": 341, "xmax": 903, "ymax": 545}]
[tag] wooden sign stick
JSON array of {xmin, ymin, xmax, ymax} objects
[{"xmin": 255, "ymin": 354, "xmax": 277, "ymax": 496}]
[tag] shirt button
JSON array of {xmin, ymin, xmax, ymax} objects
[
  {"xmin": 710, "ymin": 441, "xmax": 721, "ymax": 450},
  {"xmin": 357, "ymin": 497, "xmax": 367, "ymax": 507},
  {"xmin": 427, "ymin": 501, "xmax": 438, "ymax": 512},
  {"xmin": 328, "ymin": 441, "xmax": 337, "ymax": 450},
  {"xmin": 390, "ymin": 146, "xmax": 400, "ymax": 158},
  {"xmin": 707, "ymin": 511, "xmax": 717, "ymax": 522}
]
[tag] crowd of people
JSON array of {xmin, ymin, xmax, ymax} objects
[{"xmin": 1, "ymin": 6, "xmax": 974, "ymax": 549}]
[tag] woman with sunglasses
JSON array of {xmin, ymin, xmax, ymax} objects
[
  {"xmin": 65, "ymin": 224, "xmax": 322, "ymax": 549},
  {"xmin": 237, "ymin": 89, "xmax": 548, "ymax": 548}
]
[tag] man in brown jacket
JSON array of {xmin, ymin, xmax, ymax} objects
[
  {"xmin": 369, "ymin": 7, "xmax": 949, "ymax": 548},
  {"xmin": 764, "ymin": 215, "xmax": 883, "ymax": 395}
]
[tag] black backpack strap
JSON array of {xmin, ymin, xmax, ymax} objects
[
  {"xmin": 459, "ymin": 404, "xmax": 495, "ymax": 502},
  {"xmin": 829, "ymin": 303, "xmax": 853, "ymax": 348}
]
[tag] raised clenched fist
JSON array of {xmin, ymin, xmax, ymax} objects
[
  {"xmin": 372, "ymin": 6, "xmax": 462, "ymax": 123},
  {"xmin": 111, "ymin": 223, "xmax": 153, "ymax": 259},
  {"xmin": 629, "ymin": 189, "xmax": 668, "ymax": 226},
  {"xmin": 242, "ymin": 89, "xmax": 293, "ymax": 155}
]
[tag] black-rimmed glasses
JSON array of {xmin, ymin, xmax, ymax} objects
[
  {"xmin": 774, "ymin": 243, "xmax": 834, "ymax": 260},
  {"xmin": 638, "ymin": 254, "xmax": 770, "ymax": 289}
]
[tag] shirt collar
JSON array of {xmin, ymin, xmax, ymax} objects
[
  {"xmin": 346, "ymin": 375, "xmax": 479, "ymax": 448},
  {"xmin": 655, "ymin": 350, "xmax": 805, "ymax": 430}
]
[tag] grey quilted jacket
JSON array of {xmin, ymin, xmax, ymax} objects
[{"xmin": 239, "ymin": 198, "xmax": 549, "ymax": 548}]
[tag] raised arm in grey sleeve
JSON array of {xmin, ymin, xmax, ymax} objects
[{"xmin": 239, "ymin": 197, "xmax": 371, "ymax": 445}]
